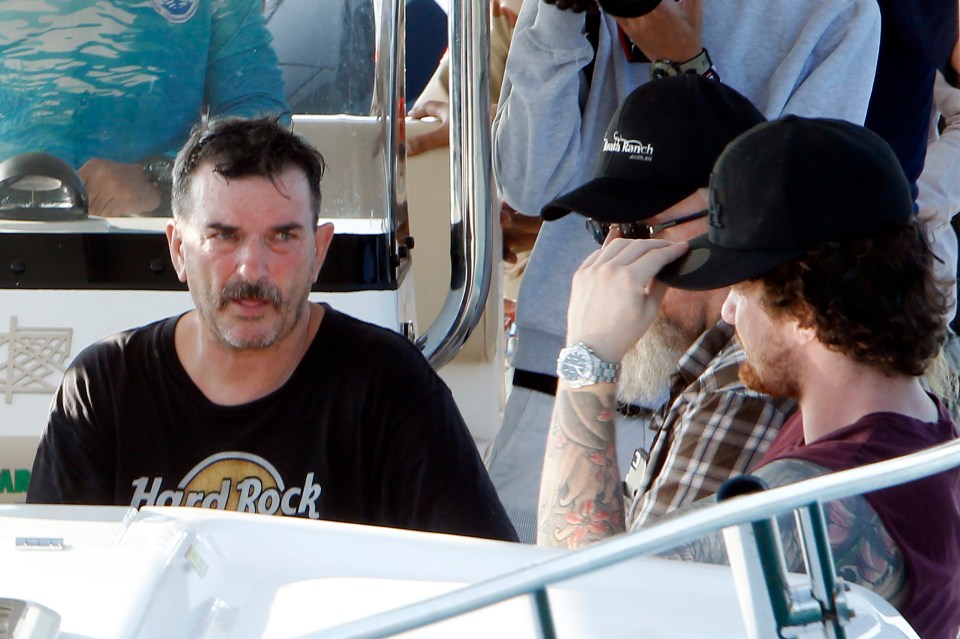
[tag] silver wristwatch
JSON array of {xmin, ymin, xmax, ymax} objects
[
  {"xmin": 557, "ymin": 342, "xmax": 621, "ymax": 388},
  {"xmin": 649, "ymin": 48, "xmax": 716, "ymax": 81}
]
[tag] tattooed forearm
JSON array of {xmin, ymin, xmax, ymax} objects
[
  {"xmin": 537, "ymin": 384, "xmax": 626, "ymax": 549},
  {"xmin": 656, "ymin": 459, "xmax": 906, "ymax": 609},
  {"xmin": 753, "ymin": 460, "xmax": 907, "ymax": 605},
  {"xmin": 822, "ymin": 495, "xmax": 906, "ymax": 606},
  {"xmin": 653, "ymin": 496, "xmax": 730, "ymax": 563}
]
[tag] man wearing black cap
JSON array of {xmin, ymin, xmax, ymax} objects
[
  {"xmin": 486, "ymin": 0, "xmax": 882, "ymax": 544},
  {"xmin": 551, "ymin": 115, "xmax": 960, "ymax": 638},
  {"xmin": 531, "ymin": 74, "xmax": 795, "ymax": 548}
]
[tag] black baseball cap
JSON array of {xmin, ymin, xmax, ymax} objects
[
  {"xmin": 656, "ymin": 116, "xmax": 915, "ymax": 291},
  {"xmin": 540, "ymin": 74, "xmax": 765, "ymax": 222}
]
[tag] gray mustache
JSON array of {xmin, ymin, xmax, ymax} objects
[{"xmin": 220, "ymin": 281, "xmax": 282, "ymax": 309}]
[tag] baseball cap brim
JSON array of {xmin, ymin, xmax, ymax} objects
[
  {"xmin": 655, "ymin": 233, "xmax": 806, "ymax": 291},
  {"xmin": 540, "ymin": 176, "xmax": 693, "ymax": 223}
]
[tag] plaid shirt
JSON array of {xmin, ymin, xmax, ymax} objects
[{"xmin": 626, "ymin": 321, "xmax": 796, "ymax": 529}]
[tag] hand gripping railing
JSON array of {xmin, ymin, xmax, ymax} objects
[{"xmin": 309, "ymin": 437, "xmax": 960, "ymax": 638}]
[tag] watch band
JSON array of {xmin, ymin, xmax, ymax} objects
[
  {"xmin": 557, "ymin": 342, "xmax": 621, "ymax": 388},
  {"xmin": 649, "ymin": 48, "xmax": 718, "ymax": 81}
]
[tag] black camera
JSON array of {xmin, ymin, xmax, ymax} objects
[
  {"xmin": 597, "ymin": 0, "xmax": 661, "ymax": 17},
  {"xmin": 542, "ymin": 0, "xmax": 661, "ymax": 17}
]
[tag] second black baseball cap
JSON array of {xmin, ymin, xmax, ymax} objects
[
  {"xmin": 656, "ymin": 116, "xmax": 915, "ymax": 290},
  {"xmin": 540, "ymin": 74, "xmax": 765, "ymax": 223}
]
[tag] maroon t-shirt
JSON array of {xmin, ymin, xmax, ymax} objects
[{"xmin": 757, "ymin": 402, "xmax": 960, "ymax": 639}]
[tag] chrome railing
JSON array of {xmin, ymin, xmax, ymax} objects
[
  {"xmin": 417, "ymin": 0, "xmax": 496, "ymax": 368},
  {"xmin": 311, "ymin": 437, "xmax": 960, "ymax": 638}
]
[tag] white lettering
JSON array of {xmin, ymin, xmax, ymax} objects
[
  {"xmin": 280, "ymin": 487, "xmax": 302, "ymax": 516},
  {"xmin": 130, "ymin": 477, "xmax": 162, "ymax": 508},
  {"xmin": 235, "ymin": 477, "xmax": 262, "ymax": 513},
  {"xmin": 258, "ymin": 488, "xmax": 281, "ymax": 515},
  {"xmin": 602, "ymin": 132, "xmax": 654, "ymax": 158},
  {"xmin": 156, "ymin": 489, "xmax": 184, "ymax": 506},
  {"xmin": 202, "ymin": 479, "xmax": 230, "ymax": 509},
  {"xmin": 298, "ymin": 472, "xmax": 322, "ymax": 519},
  {"xmin": 168, "ymin": 456, "xmax": 324, "ymax": 518}
]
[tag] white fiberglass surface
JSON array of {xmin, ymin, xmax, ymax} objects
[
  {"xmin": 0, "ymin": 506, "xmax": 919, "ymax": 639},
  {"xmin": 127, "ymin": 509, "xmax": 751, "ymax": 638}
]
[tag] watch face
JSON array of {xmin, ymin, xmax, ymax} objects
[{"xmin": 558, "ymin": 345, "xmax": 595, "ymax": 381}]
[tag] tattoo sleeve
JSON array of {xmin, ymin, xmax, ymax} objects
[
  {"xmin": 656, "ymin": 459, "xmax": 906, "ymax": 608},
  {"xmin": 537, "ymin": 384, "xmax": 626, "ymax": 548}
]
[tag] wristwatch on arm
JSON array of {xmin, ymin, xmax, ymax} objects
[
  {"xmin": 649, "ymin": 48, "xmax": 719, "ymax": 82},
  {"xmin": 557, "ymin": 342, "xmax": 621, "ymax": 388}
]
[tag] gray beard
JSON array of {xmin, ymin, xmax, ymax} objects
[{"xmin": 617, "ymin": 317, "xmax": 693, "ymax": 410}]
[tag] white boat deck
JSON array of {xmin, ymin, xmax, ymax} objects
[{"xmin": 0, "ymin": 505, "xmax": 915, "ymax": 639}]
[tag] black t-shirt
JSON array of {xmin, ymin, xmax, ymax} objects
[{"xmin": 28, "ymin": 306, "xmax": 518, "ymax": 542}]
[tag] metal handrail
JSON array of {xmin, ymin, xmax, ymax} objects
[
  {"xmin": 312, "ymin": 436, "xmax": 960, "ymax": 638},
  {"xmin": 417, "ymin": 0, "xmax": 496, "ymax": 368}
]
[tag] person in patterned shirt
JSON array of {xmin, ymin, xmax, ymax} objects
[{"xmin": 535, "ymin": 75, "xmax": 795, "ymax": 550}]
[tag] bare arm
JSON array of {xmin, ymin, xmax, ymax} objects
[
  {"xmin": 78, "ymin": 158, "xmax": 161, "ymax": 217},
  {"xmin": 492, "ymin": 0, "xmax": 597, "ymax": 216},
  {"xmin": 537, "ymin": 382, "xmax": 625, "ymax": 548},
  {"xmin": 657, "ymin": 459, "xmax": 906, "ymax": 606},
  {"xmin": 755, "ymin": 459, "xmax": 906, "ymax": 605},
  {"xmin": 537, "ymin": 237, "xmax": 690, "ymax": 548}
]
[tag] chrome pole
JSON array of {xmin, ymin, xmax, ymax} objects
[{"xmin": 417, "ymin": 0, "xmax": 495, "ymax": 368}]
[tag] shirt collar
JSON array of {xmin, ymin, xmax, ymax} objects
[{"xmin": 675, "ymin": 320, "xmax": 736, "ymax": 387}]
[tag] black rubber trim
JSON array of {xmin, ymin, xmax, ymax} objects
[
  {"xmin": 0, "ymin": 232, "xmax": 404, "ymax": 292},
  {"xmin": 512, "ymin": 369, "xmax": 558, "ymax": 396}
]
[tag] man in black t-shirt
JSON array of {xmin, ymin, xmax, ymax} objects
[{"xmin": 27, "ymin": 116, "xmax": 517, "ymax": 543}]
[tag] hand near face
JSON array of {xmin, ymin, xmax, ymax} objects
[
  {"xmin": 616, "ymin": 0, "xmax": 702, "ymax": 62},
  {"xmin": 78, "ymin": 158, "xmax": 162, "ymax": 217},
  {"xmin": 566, "ymin": 237, "xmax": 688, "ymax": 363}
]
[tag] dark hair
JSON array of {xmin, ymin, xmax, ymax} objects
[
  {"xmin": 172, "ymin": 116, "xmax": 325, "ymax": 224},
  {"xmin": 755, "ymin": 220, "xmax": 948, "ymax": 377}
]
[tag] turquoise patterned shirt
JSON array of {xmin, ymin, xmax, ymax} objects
[{"xmin": 0, "ymin": 0, "xmax": 289, "ymax": 166}]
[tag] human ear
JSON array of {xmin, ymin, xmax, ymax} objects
[
  {"xmin": 166, "ymin": 220, "xmax": 188, "ymax": 283},
  {"xmin": 312, "ymin": 222, "xmax": 335, "ymax": 280}
]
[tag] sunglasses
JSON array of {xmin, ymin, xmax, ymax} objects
[{"xmin": 585, "ymin": 209, "xmax": 709, "ymax": 245}]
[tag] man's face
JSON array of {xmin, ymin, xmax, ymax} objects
[
  {"xmin": 167, "ymin": 163, "xmax": 333, "ymax": 350},
  {"xmin": 613, "ymin": 190, "xmax": 724, "ymax": 407},
  {"xmin": 721, "ymin": 282, "xmax": 800, "ymax": 398}
]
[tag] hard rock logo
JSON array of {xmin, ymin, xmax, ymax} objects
[{"xmin": 130, "ymin": 451, "xmax": 322, "ymax": 519}]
